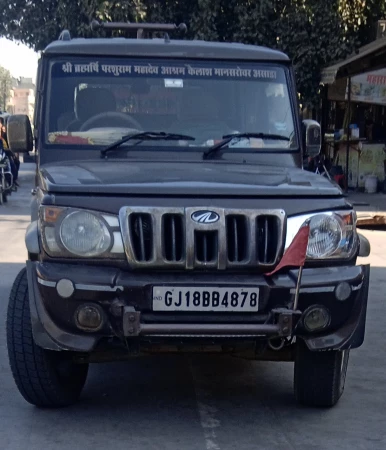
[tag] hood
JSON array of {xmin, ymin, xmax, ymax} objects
[{"xmin": 40, "ymin": 160, "xmax": 342, "ymax": 197}]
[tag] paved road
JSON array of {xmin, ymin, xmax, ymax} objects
[{"xmin": 1, "ymin": 165, "xmax": 385, "ymax": 450}]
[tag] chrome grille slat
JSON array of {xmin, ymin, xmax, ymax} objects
[
  {"xmin": 163, "ymin": 214, "xmax": 182, "ymax": 262},
  {"xmin": 153, "ymin": 213, "xmax": 160, "ymax": 262},
  {"xmin": 171, "ymin": 215, "xmax": 177, "ymax": 261},
  {"xmin": 119, "ymin": 207, "xmax": 286, "ymax": 270},
  {"xmin": 203, "ymin": 233, "xmax": 208, "ymax": 261},
  {"xmin": 249, "ymin": 214, "xmax": 257, "ymax": 264},
  {"xmin": 195, "ymin": 231, "xmax": 217, "ymax": 263},
  {"xmin": 129, "ymin": 213, "xmax": 153, "ymax": 262},
  {"xmin": 233, "ymin": 217, "xmax": 239, "ymax": 261},
  {"xmin": 227, "ymin": 215, "xmax": 248, "ymax": 263},
  {"xmin": 138, "ymin": 215, "xmax": 145, "ymax": 261},
  {"xmin": 264, "ymin": 216, "xmax": 269, "ymax": 263}
]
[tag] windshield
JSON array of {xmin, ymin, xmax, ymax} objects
[{"xmin": 46, "ymin": 58, "xmax": 298, "ymax": 151}]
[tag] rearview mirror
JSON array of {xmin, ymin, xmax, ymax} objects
[
  {"xmin": 7, "ymin": 115, "xmax": 33, "ymax": 153},
  {"xmin": 302, "ymin": 119, "xmax": 321, "ymax": 158}
]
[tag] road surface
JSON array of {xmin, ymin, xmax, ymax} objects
[{"xmin": 0, "ymin": 164, "xmax": 385, "ymax": 450}]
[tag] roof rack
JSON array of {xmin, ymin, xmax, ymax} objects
[
  {"xmin": 90, "ymin": 20, "xmax": 187, "ymax": 40},
  {"xmin": 58, "ymin": 30, "xmax": 71, "ymax": 41}
]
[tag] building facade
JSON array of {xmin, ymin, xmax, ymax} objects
[{"xmin": 8, "ymin": 77, "xmax": 35, "ymax": 121}]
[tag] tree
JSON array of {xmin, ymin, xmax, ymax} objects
[
  {"xmin": 339, "ymin": 0, "xmax": 386, "ymax": 44},
  {"xmin": 274, "ymin": 0, "xmax": 357, "ymax": 108},
  {"xmin": 1, "ymin": 0, "xmax": 385, "ymax": 107},
  {"xmin": 0, "ymin": 0, "xmax": 145, "ymax": 51},
  {"xmin": 0, "ymin": 65, "xmax": 12, "ymax": 112},
  {"xmin": 145, "ymin": 0, "xmax": 359, "ymax": 107}
]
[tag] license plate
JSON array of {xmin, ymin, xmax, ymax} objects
[{"xmin": 152, "ymin": 286, "xmax": 259, "ymax": 312}]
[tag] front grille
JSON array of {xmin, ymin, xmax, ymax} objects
[
  {"xmin": 226, "ymin": 215, "xmax": 248, "ymax": 263},
  {"xmin": 195, "ymin": 231, "xmax": 218, "ymax": 263},
  {"xmin": 256, "ymin": 215, "xmax": 281, "ymax": 264},
  {"xmin": 119, "ymin": 207, "xmax": 286, "ymax": 270},
  {"xmin": 130, "ymin": 213, "xmax": 153, "ymax": 262},
  {"xmin": 162, "ymin": 214, "xmax": 184, "ymax": 262}
]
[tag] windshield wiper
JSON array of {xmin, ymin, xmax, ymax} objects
[
  {"xmin": 101, "ymin": 132, "xmax": 195, "ymax": 157},
  {"xmin": 203, "ymin": 132, "xmax": 290, "ymax": 160}
]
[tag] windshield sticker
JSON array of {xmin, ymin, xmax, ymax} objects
[
  {"xmin": 164, "ymin": 79, "xmax": 184, "ymax": 88},
  {"xmin": 56, "ymin": 61, "xmax": 280, "ymax": 81}
]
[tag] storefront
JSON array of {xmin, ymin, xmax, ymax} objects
[{"xmin": 321, "ymin": 36, "xmax": 386, "ymax": 192}]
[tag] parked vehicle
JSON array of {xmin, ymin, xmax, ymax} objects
[
  {"xmin": 0, "ymin": 112, "xmax": 10, "ymax": 123},
  {"xmin": 6, "ymin": 21, "xmax": 371, "ymax": 409}
]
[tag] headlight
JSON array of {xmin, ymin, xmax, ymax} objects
[
  {"xmin": 307, "ymin": 214, "xmax": 342, "ymax": 258},
  {"xmin": 39, "ymin": 206, "xmax": 124, "ymax": 258},
  {"xmin": 60, "ymin": 211, "xmax": 111, "ymax": 257},
  {"xmin": 285, "ymin": 211, "xmax": 357, "ymax": 260}
]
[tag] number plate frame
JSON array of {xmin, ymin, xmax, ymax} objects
[{"xmin": 152, "ymin": 286, "xmax": 260, "ymax": 312}]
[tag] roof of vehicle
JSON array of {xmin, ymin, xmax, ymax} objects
[{"xmin": 43, "ymin": 38, "xmax": 290, "ymax": 62}]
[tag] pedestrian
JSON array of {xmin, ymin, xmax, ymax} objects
[
  {"xmin": 0, "ymin": 117, "xmax": 8, "ymax": 144},
  {"xmin": 0, "ymin": 137, "xmax": 13, "ymax": 188},
  {"xmin": 0, "ymin": 123, "xmax": 19, "ymax": 187}
]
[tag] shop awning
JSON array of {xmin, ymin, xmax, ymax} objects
[{"xmin": 321, "ymin": 36, "xmax": 386, "ymax": 84}]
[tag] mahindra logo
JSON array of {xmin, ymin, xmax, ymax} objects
[{"xmin": 191, "ymin": 210, "xmax": 220, "ymax": 224}]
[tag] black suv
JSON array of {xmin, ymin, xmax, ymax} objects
[{"xmin": 6, "ymin": 22, "xmax": 370, "ymax": 408}]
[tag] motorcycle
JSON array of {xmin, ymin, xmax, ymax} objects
[
  {"xmin": 303, "ymin": 154, "xmax": 332, "ymax": 180},
  {"xmin": 303, "ymin": 154, "xmax": 346, "ymax": 189},
  {"xmin": 0, "ymin": 142, "xmax": 16, "ymax": 205}
]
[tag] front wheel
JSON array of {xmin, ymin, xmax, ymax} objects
[
  {"xmin": 294, "ymin": 340, "xmax": 349, "ymax": 407},
  {"xmin": 0, "ymin": 176, "xmax": 8, "ymax": 203},
  {"xmin": 6, "ymin": 268, "xmax": 89, "ymax": 408}
]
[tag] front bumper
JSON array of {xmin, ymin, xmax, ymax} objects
[{"xmin": 27, "ymin": 261, "xmax": 370, "ymax": 354}]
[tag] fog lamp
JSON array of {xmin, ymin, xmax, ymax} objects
[
  {"xmin": 75, "ymin": 304, "xmax": 103, "ymax": 331},
  {"xmin": 335, "ymin": 282, "xmax": 352, "ymax": 302},
  {"xmin": 303, "ymin": 306, "xmax": 331, "ymax": 332}
]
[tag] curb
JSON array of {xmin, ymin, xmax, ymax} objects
[{"xmin": 356, "ymin": 211, "xmax": 386, "ymax": 227}]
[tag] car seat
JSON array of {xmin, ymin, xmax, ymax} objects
[
  {"xmin": 169, "ymin": 89, "xmax": 231, "ymax": 142},
  {"xmin": 67, "ymin": 88, "xmax": 117, "ymax": 131}
]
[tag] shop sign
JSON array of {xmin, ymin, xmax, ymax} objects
[{"xmin": 348, "ymin": 68, "xmax": 386, "ymax": 105}]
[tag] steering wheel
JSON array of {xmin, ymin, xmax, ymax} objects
[{"xmin": 80, "ymin": 112, "xmax": 142, "ymax": 132}]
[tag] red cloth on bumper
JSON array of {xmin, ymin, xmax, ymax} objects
[{"xmin": 266, "ymin": 224, "xmax": 310, "ymax": 276}]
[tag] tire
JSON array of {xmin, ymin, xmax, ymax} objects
[
  {"xmin": 0, "ymin": 177, "xmax": 7, "ymax": 203},
  {"xmin": 294, "ymin": 340, "xmax": 349, "ymax": 407},
  {"xmin": 4, "ymin": 177, "xmax": 11, "ymax": 199},
  {"xmin": 6, "ymin": 268, "xmax": 89, "ymax": 408}
]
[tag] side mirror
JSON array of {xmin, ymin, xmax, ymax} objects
[
  {"xmin": 302, "ymin": 119, "xmax": 321, "ymax": 158},
  {"xmin": 7, "ymin": 115, "xmax": 33, "ymax": 153}
]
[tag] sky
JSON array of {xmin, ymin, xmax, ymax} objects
[{"xmin": 0, "ymin": 38, "xmax": 40, "ymax": 81}]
